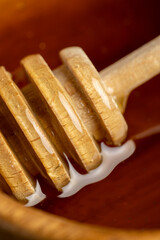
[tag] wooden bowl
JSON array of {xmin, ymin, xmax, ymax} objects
[{"xmin": 0, "ymin": 0, "xmax": 159, "ymax": 239}]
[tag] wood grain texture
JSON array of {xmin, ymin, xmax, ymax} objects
[
  {"xmin": 0, "ymin": 0, "xmax": 159, "ymax": 239},
  {"xmin": 0, "ymin": 67, "xmax": 70, "ymax": 191},
  {"xmin": 1, "ymin": 44, "xmax": 160, "ymax": 239},
  {"xmin": 60, "ymin": 47, "xmax": 128, "ymax": 145},
  {"xmin": 0, "ymin": 101, "xmax": 38, "ymax": 177},
  {"xmin": 0, "ymin": 191, "xmax": 160, "ymax": 240},
  {"xmin": 21, "ymin": 55, "xmax": 101, "ymax": 171},
  {"xmin": 0, "ymin": 132, "xmax": 35, "ymax": 201},
  {"xmin": 100, "ymin": 36, "xmax": 160, "ymax": 112}
]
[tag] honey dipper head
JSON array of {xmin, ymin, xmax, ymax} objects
[
  {"xmin": 0, "ymin": 47, "xmax": 128, "ymax": 202},
  {"xmin": 59, "ymin": 46, "xmax": 128, "ymax": 145}
]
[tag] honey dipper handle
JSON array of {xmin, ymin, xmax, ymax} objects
[{"xmin": 100, "ymin": 36, "xmax": 160, "ymax": 112}]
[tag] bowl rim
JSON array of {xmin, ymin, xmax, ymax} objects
[
  {"xmin": 0, "ymin": 191, "xmax": 160, "ymax": 240},
  {"xmin": 0, "ymin": 1, "xmax": 160, "ymax": 239}
]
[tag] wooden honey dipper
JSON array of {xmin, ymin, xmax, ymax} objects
[{"xmin": 0, "ymin": 36, "xmax": 159, "ymax": 203}]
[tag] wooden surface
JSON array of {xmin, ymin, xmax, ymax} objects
[
  {"xmin": 0, "ymin": 191, "xmax": 160, "ymax": 240},
  {"xmin": 53, "ymin": 65, "xmax": 105, "ymax": 141},
  {"xmin": 60, "ymin": 47, "xmax": 127, "ymax": 145},
  {"xmin": 0, "ymin": 67, "xmax": 70, "ymax": 191},
  {"xmin": 0, "ymin": 0, "xmax": 159, "ymax": 239},
  {"xmin": 4, "ymin": 37, "xmax": 156, "ymax": 200},
  {"xmin": 0, "ymin": 43, "xmax": 159, "ymax": 239},
  {"xmin": 0, "ymin": 131, "xmax": 35, "ymax": 201},
  {"xmin": 21, "ymin": 55, "xmax": 101, "ymax": 171},
  {"xmin": 100, "ymin": 36, "xmax": 160, "ymax": 112}
]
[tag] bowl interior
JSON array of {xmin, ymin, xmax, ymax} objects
[{"xmin": 0, "ymin": 0, "xmax": 160, "ymax": 239}]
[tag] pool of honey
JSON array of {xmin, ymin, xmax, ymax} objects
[{"xmin": 0, "ymin": 0, "xmax": 159, "ymax": 230}]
